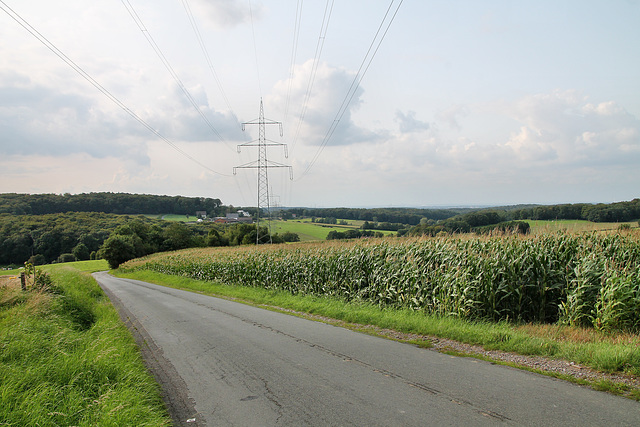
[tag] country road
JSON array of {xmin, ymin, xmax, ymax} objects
[{"xmin": 93, "ymin": 272, "xmax": 640, "ymax": 426}]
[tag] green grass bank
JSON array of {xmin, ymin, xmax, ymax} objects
[{"xmin": 0, "ymin": 261, "xmax": 171, "ymax": 426}]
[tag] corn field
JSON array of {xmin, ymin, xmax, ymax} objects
[{"xmin": 121, "ymin": 232, "xmax": 640, "ymax": 333}]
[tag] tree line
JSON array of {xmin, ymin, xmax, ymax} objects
[
  {"xmin": 510, "ymin": 199, "xmax": 640, "ymax": 223},
  {"xmin": 0, "ymin": 212, "xmax": 148, "ymax": 266},
  {"xmin": 0, "ymin": 192, "xmax": 226, "ymax": 216},
  {"xmin": 347, "ymin": 199, "xmax": 640, "ymax": 231},
  {"xmin": 404, "ymin": 199, "xmax": 640, "ymax": 237},
  {"xmin": 402, "ymin": 210, "xmax": 531, "ymax": 237},
  {"xmin": 284, "ymin": 207, "xmax": 470, "ymax": 225}
]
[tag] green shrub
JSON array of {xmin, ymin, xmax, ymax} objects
[{"xmin": 57, "ymin": 253, "xmax": 76, "ymax": 263}]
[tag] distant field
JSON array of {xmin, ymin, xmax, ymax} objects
[
  {"xmin": 160, "ymin": 214, "xmax": 195, "ymax": 222},
  {"xmin": 526, "ymin": 219, "xmax": 638, "ymax": 234},
  {"xmin": 44, "ymin": 259, "xmax": 109, "ymax": 273},
  {"xmin": 1, "ymin": 260, "xmax": 110, "ymax": 276},
  {"xmin": 269, "ymin": 219, "xmax": 396, "ymax": 241},
  {"xmin": 268, "ymin": 220, "xmax": 352, "ymax": 240},
  {"xmin": 275, "ymin": 218, "xmax": 640, "ymax": 241}
]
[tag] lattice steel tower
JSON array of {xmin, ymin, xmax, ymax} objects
[{"xmin": 234, "ymin": 99, "xmax": 292, "ymax": 244}]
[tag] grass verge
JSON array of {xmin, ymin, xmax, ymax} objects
[
  {"xmin": 0, "ymin": 264, "xmax": 171, "ymax": 426},
  {"xmin": 113, "ymin": 268, "xmax": 640, "ymax": 400}
]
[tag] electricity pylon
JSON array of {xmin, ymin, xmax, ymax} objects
[{"xmin": 234, "ymin": 99, "xmax": 292, "ymax": 244}]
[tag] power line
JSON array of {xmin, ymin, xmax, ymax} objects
[
  {"xmin": 120, "ymin": 0, "xmax": 234, "ymax": 150},
  {"xmin": 289, "ymin": 0, "xmax": 334, "ymax": 155},
  {"xmin": 296, "ymin": 0, "xmax": 404, "ymax": 181},
  {"xmin": 283, "ymin": 0, "xmax": 304, "ymax": 123},
  {"xmin": 180, "ymin": 0, "xmax": 237, "ymax": 119},
  {"xmin": 179, "ymin": 0, "xmax": 256, "ymax": 202},
  {"xmin": 0, "ymin": 0, "xmax": 231, "ymax": 177}
]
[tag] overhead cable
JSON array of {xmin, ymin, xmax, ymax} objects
[
  {"xmin": 289, "ymin": 0, "xmax": 334, "ymax": 155},
  {"xmin": 283, "ymin": 0, "xmax": 304, "ymax": 123},
  {"xmin": 0, "ymin": 0, "xmax": 231, "ymax": 176},
  {"xmin": 296, "ymin": 0, "xmax": 404, "ymax": 181},
  {"xmin": 120, "ymin": 0, "xmax": 234, "ymax": 151},
  {"xmin": 180, "ymin": 0, "xmax": 237, "ymax": 121}
]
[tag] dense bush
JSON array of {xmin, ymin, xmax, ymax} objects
[
  {"xmin": 57, "ymin": 253, "xmax": 76, "ymax": 263},
  {"xmin": 326, "ymin": 229, "xmax": 384, "ymax": 240}
]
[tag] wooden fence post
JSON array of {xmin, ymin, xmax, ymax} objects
[{"xmin": 20, "ymin": 272, "xmax": 26, "ymax": 291}]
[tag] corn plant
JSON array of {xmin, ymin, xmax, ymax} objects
[{"xmin": 121, "ymin": 232, "xmax": 640, "ymax": 332}]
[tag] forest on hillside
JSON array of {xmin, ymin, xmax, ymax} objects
[
  {"xmin": 0, "ymin": 192, "xmax": 227, "ymax": 216},
  {"xmin": 0, "ymin": 213, "xmax": 294, "ymax": 268},
  {"xmin": 398, "ymin": 199, "xmax": 640, "ymax": 236},
  {"xmin": 510, "ymin": 199, "xmax": 640, "ymax": 222},
  {"xmin": 404, "ymin": 199, "xmax": 640, "ymax": 236},
  {"xmin": 284, "ymin": 207, "xmax": 470, "ymax": 225},
  {"xmin": 0, "ymin": 213, "xmax": 179, "ymax": 266}
]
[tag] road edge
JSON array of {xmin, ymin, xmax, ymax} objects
[{"xmin": 93, "ymin": 272, "xmax": 203, "ymax": 427}]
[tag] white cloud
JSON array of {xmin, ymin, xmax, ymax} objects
[
  {"xmin": 271, "ymin": 60, "xmax": 383, "ymax": 146},
  {"xmin": 504, "ymin": 90, "xmax": 640, "ymax": 166},
  {"xmin": 1, "ymin": 1, "xmax": 639, "ymax": 207},
  {"xmin": 301, "ymin": 89, "xmax": 640, "ymax": 206},
  {"xmin": 395, "ymin": 110, "xmax": 430, "ymax": 133},
  {"xmin": 151, "ymin": 82, "xmax": 244, "ymax": 142},
  {"xmin": 190, "ymin": 0, "xmax": 261, "ymax": 30},
  {"xmin": 0, "ymin": 73, "xmax": 148, "ymax": 162},
  {"xmin": 435, "ymin": 104, "xmax": 469, "ymax": 131}
]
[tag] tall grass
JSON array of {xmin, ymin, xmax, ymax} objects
[
  {"xmin": 0, "ymin": 267, "xmax": 170, "ymax": 426},
  {"xmin": 122, "ymin": 232, "xmax": 640, "ymax": 333}
]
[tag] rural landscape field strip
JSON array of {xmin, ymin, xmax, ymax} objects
[{"xmin": 123, "ymin": 233, "xmax": 640, "ymax": 333}]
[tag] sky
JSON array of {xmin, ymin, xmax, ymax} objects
[{"xmin": 1, "ymin": 0, "xmax": 639, "ymax": 208}]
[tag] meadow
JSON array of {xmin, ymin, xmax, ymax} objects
[
  {"xmin": 262, "ymin": 218, "xmax": 395, "ymax": 240},
  {"xmin": 0, "ymin": 260, "xmax": 171, "ymax": 426},
  {"xmin": 144, "ymin": 214, "xmax": 396, "ymax": 241},
  {"xmin": 269, "ymin": 219, "xmax": 356, "ymax": 240}
]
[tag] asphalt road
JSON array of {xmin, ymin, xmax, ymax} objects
[{"xmin": 93, "ymin": 272, "xmax": 640, "ymax": 426}]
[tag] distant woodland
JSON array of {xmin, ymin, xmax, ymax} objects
[
  {"xmin": 0, "ymin": 193, "xmax": 225, "ymax": 267},
  {"xmin": 284, "ymin": 207, "xmax": 471, "ymax": 225},
  {"xmin": 0, "ymin": 192, "xmax": 226, "ymax": 216},
  {"xmin": 404, "ymin": 199, "xmax": 640, "ymax": 236},
  {"xmin": 0, "ymin": 192, "xmax": 638, "ymax": 268}
]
